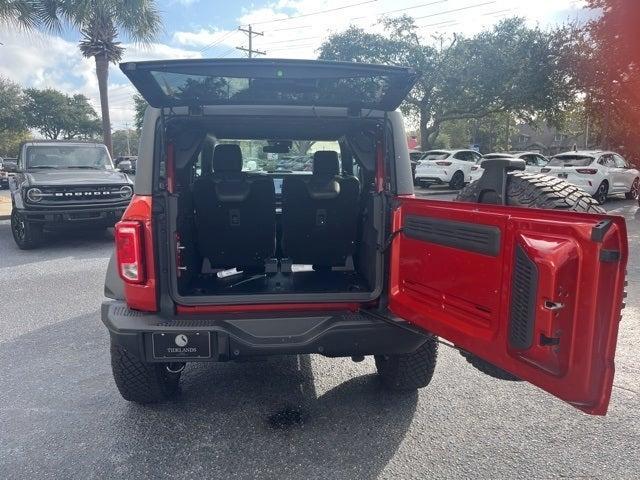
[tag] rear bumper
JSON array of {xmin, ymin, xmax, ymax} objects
[
  {"xmin": 415, "ymin": 167, "xmax": 451, "ymax": 183},
  {"xmin": 18, "ymin": 204, "xmax": 128, "ymax": 225},
  {"xmin": 562, "ymin": 175, "xmax": 599, "ymax": 195},
  {"xmin": 102, "ymin": 300, "xmax": 427, "ymax": 363}
]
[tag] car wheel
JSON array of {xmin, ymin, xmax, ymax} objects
[
  {"xmin": 375, "ymin": 335, "xmax": 438, "ymax": 391},
  {"xmin": 625, "ymin": 178, "xmax": 639, "ymax": 200},
  {"xmin": 110, "ymin": 343, "xmax": 181, "ymax": 404},
  {"xmin": 594, "ymin": 181, "xmax": 609, "ymax": 205},
  {"xmin": 456, "ymin": 172, "xmax": 604, "ymax": 381},
  {"xmin": 448, "ymin": 170, "xmax": 465, "ymax": 189},
  {"xmin": 11, "ymin": 209, "xmax": 44, "ymax": 250}
]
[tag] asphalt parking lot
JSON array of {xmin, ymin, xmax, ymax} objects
[{"xmin": 0, "ymin": 187, "xmax": 638, "ymax": 479}]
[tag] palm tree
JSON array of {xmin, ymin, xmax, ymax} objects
[{"xmin": 0, "ymin": 1, "xmax": 162, "ymax": 153}]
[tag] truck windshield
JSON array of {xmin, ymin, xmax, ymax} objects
[{"xmin": 26, "ymin": 145, "xmax": 114, "ymax": 170}]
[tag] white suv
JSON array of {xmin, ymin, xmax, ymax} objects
[
  {"xmin": 541, "ymin": 150, "xmax": 639, "ymax": 204},
  {"xmin": 469, "ymin": 151, "xmax": 549, "ymax": 182},
  {"xmin": 414, "ymin": 149, "xmax": 482, "ymax": 189}
]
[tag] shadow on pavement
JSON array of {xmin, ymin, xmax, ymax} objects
[{"xmin": 0, "ymin": 311, "xmax": 417, "ymax": 479}]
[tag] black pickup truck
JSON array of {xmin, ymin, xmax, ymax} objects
[{"xmin": 9, "ymin": 141, "xmax": 134, "ymax": 249}]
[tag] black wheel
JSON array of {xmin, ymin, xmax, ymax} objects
[
  {"xmin": 594, "ymin": 181, "xmax": 609, "ymax": 205},
  {"xmin": 110, "ymin": 344, "xmax": 181, "ymax": 404},
  {"xmin": 448, "ymin": 170, "xmax": 465, "ymax": 189},
  {"xmin": 375, "ymin": 335, "xmax": 438, "ymax": 391},
  {"xmin": 625, "ymin": 178, "xmax": 639, "ymax": 200},
  {"xmin": 11, "ymin": 209, "xmax": 44, "ymax": 250},
  {"xmin": 459, "ymin": 350, "xmax": 520, "ymax": 381},
  {"xmin": 456, "ymin": 172, "xmax": 604, "ymax": 380}
]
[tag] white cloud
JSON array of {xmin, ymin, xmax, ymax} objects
[{"xmin": 0, "ymin": 30, "xmax": 203, "ymax": 127}]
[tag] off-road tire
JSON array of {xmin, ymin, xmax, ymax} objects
[
  {"xmin": 456, "ymin": 172, "xmax": 604, "ymax": 380},
  {"xmin": 375, "ymin": 335, "xmax": 438, "ymax": 391},
  {"xmin": 625, "ymin": 178, "xmax": 639, "ymax": 200},
  {"xmin": 448, "ymin": 170, "xmax": 465, "ymax": 190},
  {"xmin": 110, "ymin": 344, "xmax": 181, "ymax": 404},
  {"xmin": 11, "ymin": 209, "xmax": 44, "ymax": 250},
  {"xmin": 457, "ymin": 171, "xmax": 604, "ymax": 213}
]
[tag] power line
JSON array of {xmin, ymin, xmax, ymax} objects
[
  {"xmin": 200, "ymin": 30, "xmax": 238, "ymax": 53},
  {"xmin": 249, "ymin": 0, "xmax": 379, "ymax": 26},
  {"xmin": 414, "ymin": 1, "xmax": 496, "ymax": 20}
]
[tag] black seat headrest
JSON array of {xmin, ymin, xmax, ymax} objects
[
  {"xmin": 213, "ymin": 144, "xmax": 243, "ymax": 172},
  {"xmin": 313, "ymin": 151, "xmax": 340, "ymax": 176}
]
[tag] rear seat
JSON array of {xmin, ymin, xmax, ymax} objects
[
  {"xmin": 192, "ymin": 144, "xmax": 276, "ymax": 270},
  {"xmin": 281, "ymin": 151, "xmax": 360, "ymax": 268}
]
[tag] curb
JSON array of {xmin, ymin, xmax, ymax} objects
[{"xmin": 0, "ymin": 215, "xmax": 10, "ymax": 221}]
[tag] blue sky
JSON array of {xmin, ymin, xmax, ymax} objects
[{"xmin": 0, "ymin": 0, "xmax": 589, "ymax": 128}]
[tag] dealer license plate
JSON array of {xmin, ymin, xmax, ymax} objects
[{"xmin": 152, "ymin": 331, "xmax": 211, "ymax": 359}]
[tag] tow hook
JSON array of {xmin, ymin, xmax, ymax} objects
[{"xmin": 166, "ymin": 362, "xmax": 186, "ymax": 374}]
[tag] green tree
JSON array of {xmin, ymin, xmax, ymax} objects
[
  {"xmin": 319, "ymin": 17, "xmax": 575, "ymax": 150},
  {"xmin": 0, "ymin": 1, "xmax": 162, "ymax": 153},
  {"xmin": 23, "ymin": 88, "xmax": 69, "ymax": 139},
  {"xmin": 0, "ymin": 76, "xmax": 27, "ymax": 137},
  {"xmin": 133, "ymin": 93, "xmax": 148, "ymax": 132},
  {"xmin": 24, "ymin": 88, "xmax": 101, "ymax": 139},
  {"xmin": 566, "ymin": 1, "xmax": 640, "ymax": 162},
  {"xmin": 64, "ymin": 94, "xmax": 102, "ymax": 139}
]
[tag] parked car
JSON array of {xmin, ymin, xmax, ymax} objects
[
  {"xmin": 9, "ymin": 141, "xmax": 134, "ymax": 249},
  {"xmin": 115, "ymin": 155, "xmax": 137, "ymax": 174},
  {"xmin": 0, "ymin": 157, "xmax": 9, "ymax": 189},
  {"xmin": 0, "ymin": 157, "xmax": 18, "ymax": 189},
  {"xmin": 540, "ymin": 150, "xmax": 639, "ymax": 204},
  {"xmin": 414, "ymin": 149, "xmax": 482, "ymax": 189},
  {"xmin": 102, "ymin": 58, "xmax": 626, "ymax": 417},
  {"xmin": 469, "ymin": 151, "xmax": 549, "ymax": 182},
  {"xmin": 408, "ymin": 149, "xmax": 423, "ymax": 184}
]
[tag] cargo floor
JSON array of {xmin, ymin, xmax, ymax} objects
[{"xmin": 184, "ymin": 269, "xmax": 371, "ymax": 296}]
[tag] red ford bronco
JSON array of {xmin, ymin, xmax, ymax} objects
[{"xmin": 102, "ymin": 59, "xmax": 627, "ymax": 415}]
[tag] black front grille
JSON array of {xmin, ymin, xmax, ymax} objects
[
  {"xmin": 509, "ymin": 245, "xmax": 538, "ymax": 350},
  {"xmin": 29, "ymin": 184, "xmax": 131, "ymax": 205}
]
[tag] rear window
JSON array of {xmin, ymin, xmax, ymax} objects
[
  {"xmin": 422, "ymin": 151, "xmax": 450, "ymax": 160},
  {"xmin": 149, "ymin": 72, "xmax": 395, "ymax": 108},
  {"xmin": 548, "ymin": 155, "xmax": 594, "ymax": 166}
]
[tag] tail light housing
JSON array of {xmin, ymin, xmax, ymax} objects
[
  {"xmin": 436, "ymin": 161, "xmax": 452, "ymax": 166},
  {"xmin": 576, "ymin": 168, "xmax": 598, "ymax": 174},
  {"xmin": 541, "ymin": 168, "xmax": 551, "ymax": 173},
  {"xmin": 115, "ymin": 195, "xmax": 157, "ymax": 312},
  {"xmin": 115, "ymin": 221, "xmax": 146, "ymax": 284},
  {"xmin": 471, "ymin": 166, "xmax": 479, "ymax": 171}
]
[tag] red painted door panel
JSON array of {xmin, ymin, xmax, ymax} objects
[{"xmin": 389, "ymin": 197, "xmax": 627, "ymax": 415}]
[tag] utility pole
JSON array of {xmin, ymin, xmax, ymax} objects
[
  {"xmin": 237, "ymin": 25, "xmax": 265, "ymax": 58},
  {"xmin": 124, "ymin": 122, "xmax": 131, "ymax": 156}
]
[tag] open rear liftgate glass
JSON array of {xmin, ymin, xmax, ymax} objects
[{"xmin": 389, "ymin": 197, "xmax": 627, "ymax": 415}]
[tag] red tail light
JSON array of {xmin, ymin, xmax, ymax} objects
[
  {"xmin": 576, "ymin": 168, "xmax": 598, "ymax": 174},
  {"xmin": 436, "ymin": 161, "xmax": 452, "ymax": 166},
  {"xmin": 541, "ymin": 168, "xmax": 551, "ymax": 173},
  {"xmin": 115, "ymin": 221, "xmax": 146, "ymax": 284}
]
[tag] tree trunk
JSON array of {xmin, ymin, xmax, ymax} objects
[
  {"xmin": 419, "ymin": 103, "xmax": 430, "ymax": 150},
  {"xmin": 95, "ymin": 54, "xmax": 112, "ymax": 154}
]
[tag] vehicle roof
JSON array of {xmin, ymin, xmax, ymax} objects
[
  {"xmin": 483, "ymin": 152, "xmax": 515, "ymax": 158},
  {"xmin": 423, "ymin": 149, "xmax": 477, "ymax": 154},
  {"xmin": 553, "ymin": 150, "xmax": 605, "ymax": 157},
  {"xmin": 22, "ymin": 140, "xmax": 107, "ymax": 148}
]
